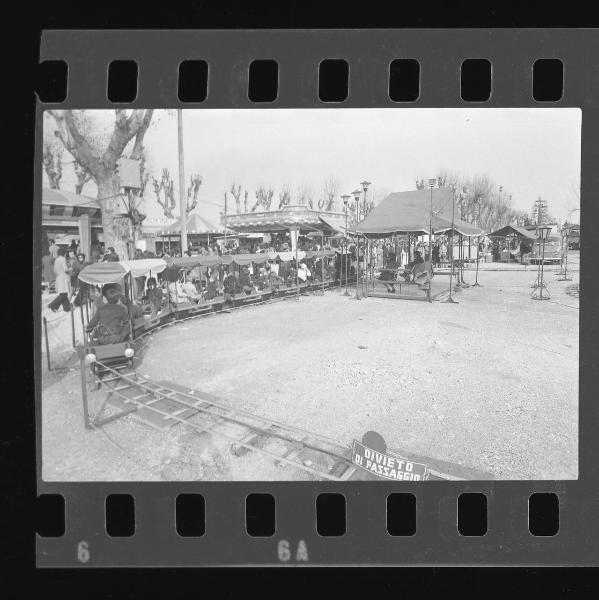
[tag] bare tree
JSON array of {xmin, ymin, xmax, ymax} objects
[
  {"xmin": 321, "ymin": 177, "xmax": 339, "ymax": 211},
  {"xmin": 230, "ymin": 183, "xmax": 242, "ymax": 213},
  {"xmin": 297, "ymin": 183, "xmax": 314, "ymax": 209},
  {"xmin": 251, "ymin": 185, "xmax": 275, "ymax": 212},
  {"xmin": 186, "ymin": 174, "xmax": 202, "ymax": 215},
  {"xmin": 243, "ymin": 189, "xmax": 249, "ymax": 212},
  {"xmin": 48, "ymin": 109, "xmax": 154, "ymax": 259},
  {"xmin": 278, "ymin": 184, "xmax": 291, "ymax": 209},
  {"xmin": 152, "ymin": 168, "xmax": 177, "ymax": 219},
  {"xmin": 42, "ymin": 142, "xmax": 63, "ymax": 190}
]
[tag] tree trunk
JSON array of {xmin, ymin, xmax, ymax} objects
[{"xmin": 97, "ymin": 176, "xmax": 131, "ymax": 261}]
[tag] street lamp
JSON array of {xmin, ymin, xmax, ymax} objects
[
  {"xmin": 557, "ymin": 224, "xmax": 572, "ymax": 281},
  {"xmin": 442, "ymin": 186, "xmax": 459, "ymax": 304},
  {"xmin": 428, "ymin": 179, "xmax": 436, "ymax": 266},
  {"xmin": 473, "ymin": 192, "xmax": 482, "ymax": 287},
  {"xmin": 360, "ymin": 180, "xmax": 371, "ymax": 217},
  {"xmin": 531, "ymin": 225, "xmax": 552, "ymax": 300},
  {"xmin": 341, "ymin": 194, "xmax": 351, "ymax": 295},
  {"xmin": 360, "ymin": 181, "xmax": 371, "ymax": 296},
  {"xmin": 352, "ymin": 188, "xmax": 363, "ymax": 300}
]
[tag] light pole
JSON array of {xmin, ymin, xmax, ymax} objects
[
  {"xmin": 473, "ymin": 191, "xmax": 482, "ymax": 287},
  {"xmin": 428, "ymin": 178, "xmax": 436, "ymax": 266},
  {"xmin": 557, "ymin": 224, "xmax": 572, "ymax": 281},
  {"xmin": 360, "ymin": 181, "xmax": 371, "ymax": 296},
  {"xmin": 352, "ymin": 189, "xmax": 362, "ymax": 300},
  {"xmin": 442, "ymin": 186, "xmax": 459, "ymax": 304},
  {"xmin": 531, "ymin": 225, "xmax": 552, "ymax": 300},
  {"xmin": 177, "ymin": 109, "xmax": 188, "ymax": 255},
  {"xmin": 341, "ymin": 194, "xmax": 351, "ymax": 295}
]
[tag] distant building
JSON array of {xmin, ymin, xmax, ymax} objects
[{"xmin": 42, "ymin": 187, "xmax": 102, "ymax": 257}]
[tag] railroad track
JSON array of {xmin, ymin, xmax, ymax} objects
[
  {"xmin": 74, "ymin": 280, "xmax": 476, "ymax": 481},
  {"xmin": 90, "ymin": 360, "xmax": 463, "ymax": 481},
  {"xmin": 92, "ymin": 359, "xmax": 363, "ymax": 481}
]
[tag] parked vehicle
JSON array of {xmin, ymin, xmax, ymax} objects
[
  {"xmin": 529, "ymin": 235, "xmax": 562, "ymax": 265},
  {"xmin": 568, "ymin": 226, "xmax": 580, "ymax": 250}
]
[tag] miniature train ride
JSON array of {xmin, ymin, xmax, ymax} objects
[
  {"xmin": 76, "ymin": 252, "xmax": 347, "ymax": 372},
  {"xmin": 71, "ymin": 254, "xmax": 489, "ymax": 481}
]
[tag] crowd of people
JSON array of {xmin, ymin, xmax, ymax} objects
[
  {"xmin": 42, "ymin": 230, "xmax": 535, "ymax": 345},
  {"xmin": 43, "ymin": 240, "xmax": 125, "ymax": 313}
]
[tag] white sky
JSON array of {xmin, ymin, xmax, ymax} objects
[{"xmin": 47, "ymin": 108, "xmax": 581, "ymax": 225}]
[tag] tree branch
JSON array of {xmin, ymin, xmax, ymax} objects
[
  {"xmin": 130, "ymin": 110, "xmax": 154, "ymax": 159},
  {"xmin": 48, "ymin": 110, "xmax": 103, "ymax": 178}
]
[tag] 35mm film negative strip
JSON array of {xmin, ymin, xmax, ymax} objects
[{"xmin": 35, "ymin": 29, "xmax": 596, "ymax": 567}]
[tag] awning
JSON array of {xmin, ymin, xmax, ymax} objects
[
  {"xmin": 166, "ymin": 255, "xmax": 223, "ymax": 269},
  {"xmin": 229, "ymin": 253, "xmax": 271, "ymax": 266},
  {"xmin": 78, "ymin": 258, "xmax": 167, "ymax": 284},
  {"xmin": 160, "ymin": 213, "xmax": 221, "ymax": 235},
  {"xmin": 487, "ymin": 225, "xmax": 537, "ymax": 239},
  {"xmin": 43, "ymin": 187, "xmax": 99, "ymax": 209},
  {"xmin": 268, "ymin": 251, "xmax": 307, "ymax": 262},
  {"xmin": 304, "ymin": 249, "xmax": 336, "ymax": 258},
  {"xmin": 318, "ymin": 216, "xmax": 347, "ymax": 236},
  {"xmin": 356, "ymin": 188, "xmax": 482, "ymax": 238}
]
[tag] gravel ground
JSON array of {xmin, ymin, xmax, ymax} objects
[{"xmin": 41, "ymin": 254, "xmax": 579, "ymax": 481}]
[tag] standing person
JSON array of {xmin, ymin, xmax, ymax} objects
[
  {"xmin": 103, "ymin": 247, "xmax": 119, "ymax": 262},
  {"xmin": 70, "ymin": 253, "xmax": 89, "ymax": 306},
  {"xmin": 440, "ymin": 239, "xmax": 448, "ymax": 265},
  {"xmin": 47, "ymin": 248, "xmax": 72, "ymax": 312},
  {"xmin": 48, "ymin": 239, "xmax": 59, "ymax": 260},
  {"xmin": 432, "ymin": 242, "xmax": 440, "ymax": 267},
  {"xmin": 42, "ymin": 251, "xmax": 55, "ymax": 291},
  {"xmin": 67, "ymin": 250, "xmax": 78, "ymax": 286}
]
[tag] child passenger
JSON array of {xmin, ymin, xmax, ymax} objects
[
  {"xmin": 85, "ymin": 283, "xmax": 130, "ymax": 344},
  {"xmin": 145, "ymin": 277, "xmax": 163, "ymax": 315}
]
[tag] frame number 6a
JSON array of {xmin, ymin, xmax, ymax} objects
[{"xmin": 277, "ymin": 539, "xmax": 309, "ymax": 563}]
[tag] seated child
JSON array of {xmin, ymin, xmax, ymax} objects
[
  {"xmin": 256, "ymin": 267, "xmax": 270, "ymax": 290},
  {"xmin": 204, "ymin": 276, "xmax": 219, "ymax": 300},
  {"xmin": 145, "ymin": 277, "xmax": 164, "ymax": 315},
  {"xmin": 399, "ymin": 251, "xmax": 424, "ymax": 282},
  {"xmin": 180, "ymin": 279, "xmax": 203, "ymax": 303},
  {"xmin": 377, "ymin": 268, "xmax": 398, "ymax": 293},
  {"xmin": 238, "ymin": 267, "xmax": 255, "ymax": 295},
  {"xmin": 85, "ymin": 283, "xmax": 130, "ymax": 344}
]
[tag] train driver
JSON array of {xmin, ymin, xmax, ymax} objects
[{"xmin": 85, "ymin": 283, "xmax": 131, "ymax": 344}]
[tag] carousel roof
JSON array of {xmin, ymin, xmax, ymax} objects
[{"xmin": 224, "ymin": 206, "xmax": 346, "ymax": 234}]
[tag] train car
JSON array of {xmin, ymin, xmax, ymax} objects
[
  {"xmin": 77, "ymin": 258, "xmax": 168, "ymax": 375},
  {"xmin": 165, "ymin": 255, "xmax": 226, "ymax": 319},
  {"xmin": 221, "ymin": 253, "xmax": 273, "ymax": 307}
]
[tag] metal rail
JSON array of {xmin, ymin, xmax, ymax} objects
[
  {"xmin": 87, "ymin": 360, "xmax": 462, "ymax": 481},
  {"xmin": 90, "ymin": 360, "xmax": 357, "ymax": 481}
]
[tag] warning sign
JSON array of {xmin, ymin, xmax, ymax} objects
[{"xmin": 351, "ymin": 440, "xmax": 429, "ymax": 481}]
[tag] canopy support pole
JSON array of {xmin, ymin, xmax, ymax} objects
[
  {"xmin": 321, "ymin": 232, "xmax": 325, "ymax": 295},
  {"xmin": 473, "ymin": 232, "xmax": 482, "ymax": 287},
  {"xmin": 442, "ymin": 190, "xmax": 458, "ymax": 304}
]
